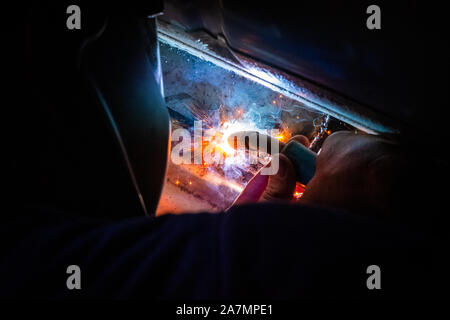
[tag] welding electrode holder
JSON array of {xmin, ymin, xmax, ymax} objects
[
  {"xmin": 280, "ymin": 140, "xmax": 317, "ymax": 185},
  {"xmin": 228, "ymin": 131, "xmax": 317, "ymax": 185}
]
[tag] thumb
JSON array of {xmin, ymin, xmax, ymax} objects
[{"xmin": 260, "ymin": 153, "xmax": 296, "ymax": 201}]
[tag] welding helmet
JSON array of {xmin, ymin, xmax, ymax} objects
[{"xmin": 7, "ymin": 2, "xmax": 170, "ymax": 218}]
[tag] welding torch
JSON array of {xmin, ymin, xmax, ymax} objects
[{"xmin": 227, "ymin": 131, "xmax": 317, "ymax": 185}]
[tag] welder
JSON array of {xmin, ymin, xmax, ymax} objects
[{"xmin": 2, "ymin": 2, "xmax": 448, "ymax": 299}]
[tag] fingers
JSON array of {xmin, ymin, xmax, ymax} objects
[
  {"xmin": 300, "ymin": 130, "xmax": 401, "ymax": 216},
  {"xmin": 231, "ymin": 135, "xmax": 309, "ymax": 207},
  {"xmin": 289, "ymin": 135, "xmax": 310, "ymax": 148},
  {"xmin": 260, "ymin": 153, "xmax": 297, "ymax": 201}
]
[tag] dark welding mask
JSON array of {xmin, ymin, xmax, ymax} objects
[{"xmin": 9, "ymin": 3, "xmax": 170, "ymax": 218}]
